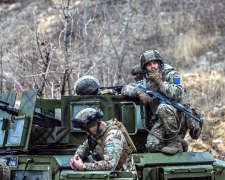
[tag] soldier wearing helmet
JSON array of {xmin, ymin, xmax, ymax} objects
[
  {"xmin": 74, "ymin": 75, "xmax": 117, "ymax": 95},
  {"xmin": 122, "ymin": 50, "xmax": 200, "ymax": 155},
  {"xmin": 131, "ymin": 64, "xmax": 147, "ymax": 82},
  {"xmin": 70, "ymin": 108, "xmax": 136, "ymax": 171}
]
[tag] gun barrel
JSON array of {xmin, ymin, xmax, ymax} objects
[
  {"xmin": 183, "ymin": 111, "xmax": 203, "ymax": 123},
  {"xmin": 100, "ymin": 85, "xmax": 124, "ymax": 90},
  {"xmin": 0, "ymin": 101, "xmax": 61, "ymax": 128},
  {"xmin": 0, "ymin": 104, "xmax": 19, "ymax": 116},
  {"xmin": 34, "ymin": 112, "xmax": 61, "ymax": 128},
  {"xmin": 0, "ymin": 100, "xmax": 9, "ymax": 106}
]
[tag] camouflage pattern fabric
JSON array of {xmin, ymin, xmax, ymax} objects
[
  {"xmin": 158, "ymin": 104, "xmax": 181, "ymax": 136},
  {"xmin": 145, "ymin": 120, "xmax": 164, "ymax": 152},
  {"xmin": 75, "ymin": 108, "xmax": 97, "ymax": 122},
  {"xmin": 75, "ymin": 121, "xmax": 136, "ymax": 171},
  {"xmin": 122, "ymin": 64, "xmax": 190, "ymax": 152},
  {"xmin": 74, "ymin": 75, "xmax": 99, "ymax": 95}
]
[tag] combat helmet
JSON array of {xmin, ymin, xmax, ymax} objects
[
  {"xmin": 131, "ymin": 64, "xmax": 147, "ymax": 75},
  {"xmin": 140, "ymin": 50, "xmax": 164, "ymax": 71},
  {"xmin": 74, "ymin": 75, "xmax": 99, "ymax": 95},
  {"xmin": 131, "ymin": 64, "xmax": 147, "ymax": 81},
  {"xmin": 71, "ymin": 108, "xmax": 104, "ymax": 136}
]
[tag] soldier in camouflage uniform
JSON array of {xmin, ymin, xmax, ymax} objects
[
  {"xmin": 131, "ymin": 64, "xmax": 147, "ymax": 82},
  {"xmin": 122, "ymin": 50, "xmax": 196, "ymax": 155},
  {"xmin": 70, "ymin": 108, "xmax": 136, "ymax": 171},
  {"xmin": 74, "ymin": 75, "xmax": 117, "ymax": 95}
]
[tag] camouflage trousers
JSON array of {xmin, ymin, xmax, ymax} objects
[{"xmin": 145, "ymin": 104, "xmax": 187, "ymax": 152}]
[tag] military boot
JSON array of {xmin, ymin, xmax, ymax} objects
[
  {"xmin": 161, "ymin": 136, "xmax": 183, "ymax": 155},
  {"xmin": 181, "ymin": 139, "xmax": 188, "ymax": 152}
]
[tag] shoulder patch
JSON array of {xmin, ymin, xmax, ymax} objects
[
  {"xmin": 105, "ymin": 143, "xmax": 115, "ymax": 154},
  {"xmin": 173, "ymin": 76, "xmax": 180, "ymax": 84}
]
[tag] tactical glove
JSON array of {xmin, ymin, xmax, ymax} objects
[
  {"xmin": 146, "ymin": 68, "xmax": 163, "ymax": 86},
  {"xmin": 137, "ymin": 90, "xmax": 153, "ymax": 105}
]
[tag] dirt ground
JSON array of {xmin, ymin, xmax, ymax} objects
[
  {"xmin": 183, "ymin": 72, "xmax": 225, "ymax": 161},
  {"xmin": 185, "ymin": 105, "xmax": 225, "ymax": 161}
]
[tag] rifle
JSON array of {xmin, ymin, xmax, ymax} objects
[
  {"xmin": 136, "ymin": 84, "xmax": 203, "ymax": 124},
  {"xmin": 100, "ymin": 85, "xmax": 124, "ymax": 94},
  {"xmin": 0, "ymin": 100, "xmax": 61, "ymax": 128}
]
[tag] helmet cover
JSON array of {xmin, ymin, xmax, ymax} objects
[
  {"xmin": 75, "ymin": 108, "xmax": 104, "ymax": 129},
  {"xmin": 140, "ymin": 50, "xmax": 164, "ymax": 70},
  {"xmin": 74, "ymin": 75, "xmax": 99, "ymax": 95}
]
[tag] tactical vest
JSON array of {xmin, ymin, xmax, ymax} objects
[{"xmin": 93, "ymin": 119, "xmax": 137, "ymax": 169}]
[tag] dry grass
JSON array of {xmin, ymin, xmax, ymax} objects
[
  {"xmin": 182, "ymin": 69, "xmax": 225, "ymax": 110},
  {"xmin": 183, "ymin": 69, "xmax": 225, "ymax": 161},
  {"xmin": 185, "ymin": 103, "xmax": 225, "ymax": 161},
  {"xmin": 1, "ymin": 0, "xmax": 225, "ymax": 98},
  {"xmin": 173, "ymin": 30, "xmax": 217, "ymax": 63},
  {"xmin": 136, "ymin": 1, "xmax": 221, "ymax": 68}
]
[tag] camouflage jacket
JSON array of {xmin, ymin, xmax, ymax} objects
[
  {"xmin": 75, "ymin": 120, "xmax": 136, "ymax": 171},
  {"xmin": 122, "ymin": 64, "xmax": 190, "ymax": 117}
]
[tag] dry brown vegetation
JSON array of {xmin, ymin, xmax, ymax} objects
[
  {"xmin": 182, "ymin": 69, "xmax": 225, "ymax": 160},
  {"xmin": 182, "ymin": 69, "xmax": 225, "ymax": 110},
  {"xmin": 185, "ymin": 103, "xmax": 225, "ymax": 161},
  {"xmin": 1, "ymin": 0, "xmax": 225, "ymax": 98}
]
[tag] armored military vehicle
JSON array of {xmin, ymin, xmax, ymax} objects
[{"xmin": 0, "ymin": 89, "xmax": 225, "ymax": 180}]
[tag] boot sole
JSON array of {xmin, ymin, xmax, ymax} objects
[{"xmin": 161, "ymin": 148, "xmax": 183, "ymax": 155}]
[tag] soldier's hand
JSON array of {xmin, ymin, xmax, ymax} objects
[
  {"xmin": 147, "ymin": 68, "xmax": 163, "ymax": 85},
  {"xmin": 137, "ymin": 90, "xmax": 153, "ymax": 105},
  {"xmin": 72, "ymin": 155, "xmax": 84, "ymax": 170},
  {"xmin": 70, "ymin": 155, "xmax": 83, "ymax": 171},
  {"xmin": 70, "ymin": 157, "xmax": 77, "ymax": 170}
]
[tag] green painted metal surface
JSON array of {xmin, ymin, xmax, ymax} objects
[
  {"xmin": 0, "ymin": 92, "xmax": 17, "ymax": 147},
  {"xmin": 60, "ymin": 170, "xmax": 137, "ymax": 180},
  {"xmin": 0, "ymin": 90, "xmax": 225, "ymax": 180},
  {"xmin": 134, "ymin": 152, "xmax": 215, "ymax": 167}
]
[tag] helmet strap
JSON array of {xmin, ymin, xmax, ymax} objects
[{"xmin": 95, "ymin": 121, "xmax": 101, "ymax": 138}]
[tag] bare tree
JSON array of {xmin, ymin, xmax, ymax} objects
[
  {"xmin": 60, "ymin": 0, "xmax": 72, "ymax": 95},
  {"xmin": 105, "ymin": 0, "xmax": 130, "ymax": 85},
  {"xmin": 0, "ymin": 27, "xmax": 3, "ymax": 95}
]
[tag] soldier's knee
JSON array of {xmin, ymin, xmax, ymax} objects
[
  {"xmin": 157, "ymin": 104, "xmax": 165, "ymax": 113},
  {"xmin": 158, "ymin": 104, "xmax": 172, "ymax": 115},
  {"xmin": 158, "ymin": 104, "xmax": 176, "ymax": 120}
]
